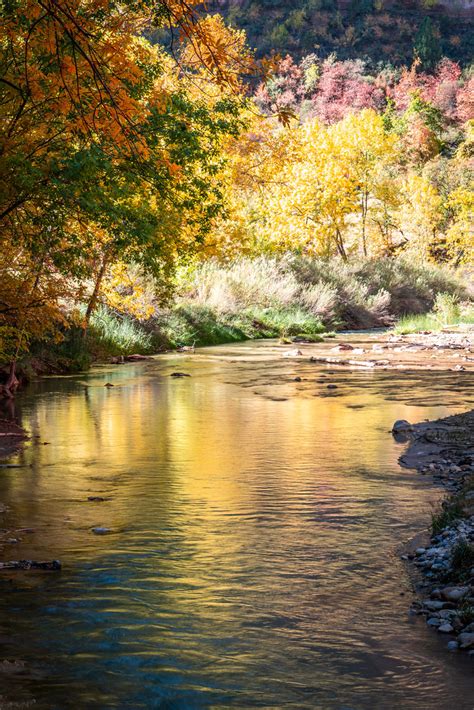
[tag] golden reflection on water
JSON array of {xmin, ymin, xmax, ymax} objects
[{"xmin": 0, "ymin": 338, "xmax": 473, "ymax": 709}]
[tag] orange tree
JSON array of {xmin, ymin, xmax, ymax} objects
[{"xmin": 0, "ymin": 0, "xmax": 253, "ymax": 392}]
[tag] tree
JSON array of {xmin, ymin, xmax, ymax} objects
[
  {"xmin": 414, "ymin": 18, "xmax": 441, "ymax": 69},
  {"xmin": 0, "ymin": 0, "xmax": 251, "ymax": 393},
  {"xmin": 398, "ymin": 174, "xmax": 442, "ymax": 262}
]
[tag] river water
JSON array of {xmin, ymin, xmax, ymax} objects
[{"xmin": 0, "ymin": 338, "xmax": 473, "ymax": 709}]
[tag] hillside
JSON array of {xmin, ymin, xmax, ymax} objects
[{"xmin": 209, "ymin": 0, "xmax": 474, "ymax": 66}]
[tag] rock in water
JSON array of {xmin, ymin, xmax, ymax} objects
[
  {"xmin": 170, "ymin": 372, "xmax": 191, "ymax": 378},
  {"xmin": 92, "ymin": 527, "xmax": 111, "ymax": 535},
  {"xmin": 458, "ymin": 632, "xmax": 474, "ymax": 649},
  {"xmin": 438, "ymin": 623, "xmax": 454, "ymax": 633},
  {"xmin": 392, "ymin": 420, "xmax": 412, "ymax": 433}
]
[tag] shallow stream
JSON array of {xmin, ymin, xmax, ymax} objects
[{"xmin": 0, "ymin": 337, "xmax": 473, "ymax": 708}]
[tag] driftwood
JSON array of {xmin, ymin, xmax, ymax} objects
[
  {"xmin": 0, "ymin": 560, "xmax": 61, "ymax": 571},
  {"xmin": 309, "ymin": 356, "xmax": 389, "ymax": 368}
]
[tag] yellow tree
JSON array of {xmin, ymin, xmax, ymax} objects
[
  {"xmin": 239, "ymin": 110, "xmax": 399, "ymax": 260},
  {"xmin": 445, "ymin": 187, "xmax": 474, "ymax": 265},
  {"xmin": 328, "ymin": 110, "xmax": 399, "ymax": 256},
  {"xmin": 398, "ymin": 174, "xmax": 443, "ymax": 261}
]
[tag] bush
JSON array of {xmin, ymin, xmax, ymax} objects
[
  {"xmin": 180, "ymin": 255, "xmax": 466, "ymax": 332},
  {"xmin": 431, "ymin": 498, "xmax": 465, "ymax": 535}
]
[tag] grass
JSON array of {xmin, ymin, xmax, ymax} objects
[
  {"xmin": 30, "ymin": 305, "xmax": 158, "ymax": 373},
  {"xmin": 179, "ymin": 255, "xmax": 468, "ymax": 332},
  {"xmin": 458, "ymin": 601, "xmax": 474, "ymax": 627},
  {"xmin": 451, "ymin": 539, "xmax": 474, "ymax": 574},
  {"xmin": 86, "ymin": 304, "xmax": 155, "ymax": 356},
  {"xmin": 25, "ymin": 254, "xmax": 471, "ymax": 371},
  {"xmin": 153, "ymin": 304, "xmax": 327, "ymax": 348},
  {"xmin": 394, "ymin": 293, "xmax": 474, "ymax": 335}
]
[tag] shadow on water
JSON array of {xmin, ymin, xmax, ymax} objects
[{"xmin": 0, "ymin": 339, "xmax": 473, "ymax": 708}]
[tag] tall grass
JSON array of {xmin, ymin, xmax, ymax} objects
[
  {"xmin": 176, "ymin": 255, "xmax": 468, "ymax": 333},
  {"xmin": 394, "ymin": 294, "xmax": 474, "ymax": 334},
  {"xmin": 33, "ymin": 255, "xmax": 469, "ymax": 370},
  {"xmin": 86, "ymin": 305, "xmax": 155, "ymax": 356}
]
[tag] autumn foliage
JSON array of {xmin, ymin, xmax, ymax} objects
[
  {"xmin": 0, "ymin": 2, "xmax": 473, "ymax": 389},
  {"xmin": 0, "ymin": 0, "xmax": 252, "ymax": 391}
]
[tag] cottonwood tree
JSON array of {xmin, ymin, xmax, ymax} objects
[{"xmin": 0, "ymin": 0, "xmax": 252, "ymax": 394}]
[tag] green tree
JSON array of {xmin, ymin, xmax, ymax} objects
[{"xmin": 414, "ymin": 18, "xmax": 441, "ymax": 69}]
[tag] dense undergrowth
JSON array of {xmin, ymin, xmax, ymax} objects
[{"xmin": 33, "ymin": 255, "xmax": 470, "ymax": 372}]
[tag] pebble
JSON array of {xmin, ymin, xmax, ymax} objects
[
  {"xmin": 92, "ymin": 527, "xmax": 111, "ymax": 535},
  {"xmin": 447, "ymin": 641, "xmax": 459, "ymax": 651}
]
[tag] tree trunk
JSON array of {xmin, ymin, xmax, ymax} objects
[
  {"xmin": 335, "ymin": 229, "xmax": 348, "ymax": 261},
  {"xmin": 83, "ymin": 253, "xmax": 109, "ymax": 336},
  {"xmin": 361, "ymin": 189, "xmax": 368, "ymax": 258},
  {"xmin": 1, "ymin": 361, "xmax": 19, "ymax": 399}
]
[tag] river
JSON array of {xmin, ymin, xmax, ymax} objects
[{"xmin": 0, "ymin": 338, "xmax": 473, "ymax": 709}]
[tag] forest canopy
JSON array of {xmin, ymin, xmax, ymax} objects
[{"xmin": 0, "ymin": 0, "xmax": 473, "ymax": 394}]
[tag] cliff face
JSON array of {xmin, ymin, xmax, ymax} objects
[{"xmin": 208, "ymin": 0, "xmax": 473, "ymax": 65}]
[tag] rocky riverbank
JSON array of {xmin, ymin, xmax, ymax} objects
[
  {"xmin": 304, "ymin": 326, "xmax": 474, "ymax": 372},
  {"xmin": 395, "ymin": 411, "xmax": 474, "ymax": 655}
]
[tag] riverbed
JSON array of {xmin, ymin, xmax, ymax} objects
[{"xmin": 0, "ymin": 338, "xmax": 473, "ymax": 708}]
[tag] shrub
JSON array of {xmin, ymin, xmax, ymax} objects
[
  {"xmin": 451, "ymin": 539, "xmax": 474, "ymax": 573},
  {"xmin": 431, "ymin": 498, "xmax": 465, "ymax": 535}
]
